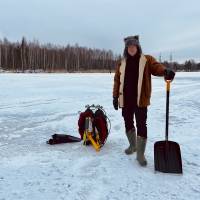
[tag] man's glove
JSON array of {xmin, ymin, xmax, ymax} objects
[
  {"xmin": 113, "ymin": 97, "xmax": 118, "ymax": 110},
  {"xmin": 164, "ymin": 68, "xmax": 175, "ymax": 81}
]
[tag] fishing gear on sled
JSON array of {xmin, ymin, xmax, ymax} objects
[
  {"xmin": 47, "ymin": 104, "xmax": 111, "ymax": 152},
  {"xmin": 78, "ymin": 104, "xmax": 111, "ymax": 152}
]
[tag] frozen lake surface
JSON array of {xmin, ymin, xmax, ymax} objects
[{"xmin": 0, "ymin": 72, "xmax": 200, "ymax": 200}]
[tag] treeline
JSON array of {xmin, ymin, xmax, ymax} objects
[
  {"xmin": 0, "ymin": 37, "xmax": 200, "ymax": 72},
  {"xmin": 0, "ymin": 37, "xmax": 120, "ymax": 73},
  {"xmin": 162, "ymin": 60, "xmax": 200, "ymax": 72}
]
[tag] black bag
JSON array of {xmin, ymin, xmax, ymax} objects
[{"xmin": 47, "ymin": 134, "xmax": 81, "ymax": 145}]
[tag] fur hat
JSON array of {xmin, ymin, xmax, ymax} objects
[
  {"xmin": 123, "ymin": 35, "xmax": 142, "ymax": 57},
  {"xmin": 124, "ymin": 35, "xmax": 140, "ymax": 47}
]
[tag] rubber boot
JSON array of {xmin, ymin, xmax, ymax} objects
[
  {"xmin": 136, "ymin": 136, "xmax": 147, "ymax": 166},
  {"xmin": 125, "ymin": 128, "xmax": 137, "ymax": 155}
]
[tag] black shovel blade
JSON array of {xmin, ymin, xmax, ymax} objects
[{"xmin": 154, "ymin": 140, "xmax": 182, "ymax": 174}]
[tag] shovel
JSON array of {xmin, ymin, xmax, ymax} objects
[{"xmin": 154, "ymin": 80, "xmax": 183, "ymax": 174}]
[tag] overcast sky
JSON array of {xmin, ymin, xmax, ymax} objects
[{"xmin": 0, "ymin": 0, "xmax": 200, "ymax": 62}]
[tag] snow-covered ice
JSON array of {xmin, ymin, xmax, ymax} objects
[{"xmin": 0, "ymin": 72, "xmax": 200, "ymax": 200}]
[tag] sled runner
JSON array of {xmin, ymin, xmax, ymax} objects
[
  {"xmin": 154, "ymin": 80, "xmax": 183, "ymax": 174},
  {"xmin": 78, "ymin": 104, "xmax": 111, "ymax": 151}
]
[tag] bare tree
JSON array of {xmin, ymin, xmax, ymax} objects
[{"xmin": 0, "ymin": 37, "xmax": 120, "ymax": 72}]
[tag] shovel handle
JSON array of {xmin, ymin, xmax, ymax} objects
[
  {"xmin": 165, "ymin": 80, "xmax": 171, "ymax": 141},
  {"xmin": 166, "ymin": 80, "xmax": 170, "ymax": 92}
]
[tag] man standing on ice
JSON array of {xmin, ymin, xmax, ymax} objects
[{"xmin": 112, "ymin": 35, "xmax": 175, "ymax": 166}]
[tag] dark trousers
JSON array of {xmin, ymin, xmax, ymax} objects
[{"xmin": 122, "ymin": 105, "xmax": 147, "ymax": 138}]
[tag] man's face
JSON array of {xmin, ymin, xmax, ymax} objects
[{"xmin": 127, "ymin": 45, "xmax": 138, "ymax": 56}]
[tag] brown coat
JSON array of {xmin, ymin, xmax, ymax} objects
[{"xmin": 113, "ymin": 54, "xmax": 166, "ymax": 108}]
